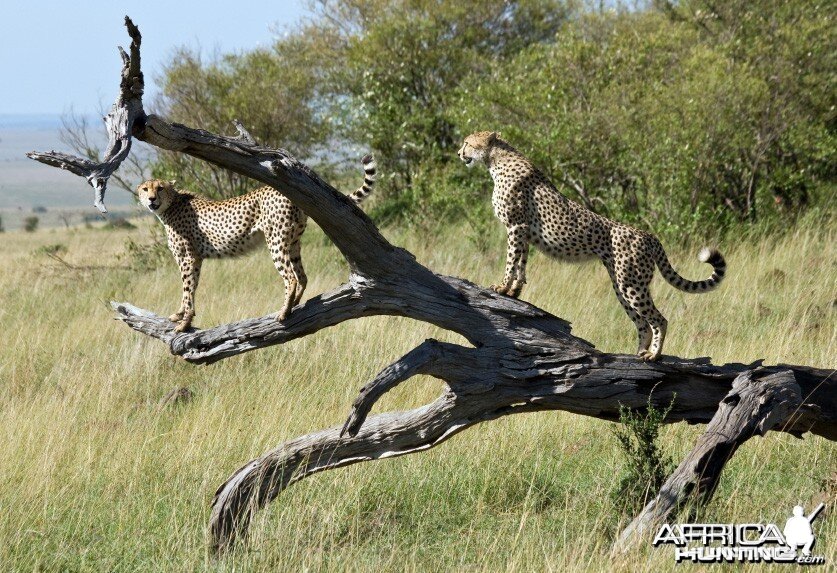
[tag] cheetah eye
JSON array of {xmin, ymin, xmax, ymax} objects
[{"xmin": 156, "ymin": 186, "xmax": 163, "ymax": 192}]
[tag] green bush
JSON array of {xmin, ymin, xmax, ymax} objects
[
  {"xmin": 610, "ymin": 395, "xmax": 675, "ymax": 516},
  {"xmin": 453, "ymin": 9, "xmax": 835, "ymax": 241},
  {"xmin": 23, "ymin": 216, "xmax": 39, "ymax": 233},
  {"xmin": 152, "ymin": 46, "xmax": 332, "ymax": 199},
  {"xmin": 147, "ymin": 1, "xmax": 834, "ymax": 241},
  {"xmin": 103, "ymin": 217, "xmax": 137, "ymax": 231},
  {"xmin": 33, "ymin": 243, "xmax": 67, "ymax": 257}
]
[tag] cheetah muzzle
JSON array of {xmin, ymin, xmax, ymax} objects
[
  {"xmin": 136, "ymin": 155, "xmax": 377, "ymax": 332},
  {"xmin": 458, "ymin": 131, "xmax": 726, "ymax": 361}
]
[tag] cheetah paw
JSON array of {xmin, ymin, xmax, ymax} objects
[
  {"xmin": 174, "ymin": 320, "xmax": 191, "ymax": 333},
  {"xmin": 490, "ymin": 284, "xmax": 509, "ymax": 295},
  {"xmin": 169, "ymin": 311, "xmax": 184, "ymax": 322},
  {"xmin": 638, "ymin": 350, "xmax": 660, "ymax": 362}
]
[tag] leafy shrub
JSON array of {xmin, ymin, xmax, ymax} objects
[
  {"xmin": 146, "ymin": 0, "xmax": 834, "ymax": 241},
  {"xmin": 104, "ymin": 217, "xmax": 137, "ymax": 230},
  {"xmin": 610, "ymin": 394, "xmax": 676, "ymax": 516},
  {"xmin": 23, "ymin": 216, "xmax": 39, "ymax": 233},
  {"xmin": 34, "ymin": 243, "xmax": 67, "ymax": 257}
]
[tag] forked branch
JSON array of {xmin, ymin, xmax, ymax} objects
[{"xmin": 613, "ymin": 369, "xmax": 809, "ymax": 552}]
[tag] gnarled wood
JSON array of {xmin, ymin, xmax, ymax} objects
[
  {"xmin": 27, "ymin": 16, "xmax": 144, "ymax": 213},
  {"xmin": 30, "ymin": 18, "xmax": 836, "ymax": 555}
]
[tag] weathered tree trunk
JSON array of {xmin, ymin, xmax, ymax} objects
[{"xmin": 29, "ymin": 18, "xmax": 836, "ymax": 555}]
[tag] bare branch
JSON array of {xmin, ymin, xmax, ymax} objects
[
  {"xmin": 27, "ymin": 16, "xmax": 145, "ymax": 212},
  {"xmin": 232, "ymin": 119, "xmax": 258, "ymax": 145},
  {"xmin": 112, "ymin": 280, "xmax": 374, "ymax": 364},
  {"xmin": 341, "ymin": 339, "xmax": 456, "ymax": 437}
]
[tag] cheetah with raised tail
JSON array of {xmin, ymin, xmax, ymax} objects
[
  {"xmin": 137, "ymin": 155, "xmax": 377, "ymax": 332},
  {"xmin": 458, "ymin": 131, "xmax": 726, "ymax": 361}
]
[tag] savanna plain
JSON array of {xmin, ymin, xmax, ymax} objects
[{"xmin": 0, "ymin": 214, "xmax": 834, "ymax": 572}]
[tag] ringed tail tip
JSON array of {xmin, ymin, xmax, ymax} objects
[{"xmin": 698, "ymin": 247, "xmax": 724, "ymax": 267}]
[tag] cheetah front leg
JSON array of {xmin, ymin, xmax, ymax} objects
[
  {"xmin": 171, "ymin": 253, "xmax": 202, "ymax": 333},
  {"xmin": 492, "ymin": 224, "xmax": 529, "ymax": 298}
]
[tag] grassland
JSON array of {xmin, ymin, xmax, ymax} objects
[{"xmin": 0, "ymin": 217, "xmax": 834, "ymax": 572}]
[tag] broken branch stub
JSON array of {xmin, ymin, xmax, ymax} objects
[{"xmin": 26, "ymin": 16, "xmax": 144, "ymax": 213}]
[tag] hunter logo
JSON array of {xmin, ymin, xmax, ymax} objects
[{"xmin": 654, "ymin": 503, "xmax": 826, "ymax": 565}]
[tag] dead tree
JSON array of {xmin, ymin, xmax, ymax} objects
[{"xmin": 29, "ymin": 18, "xmax": 836, "ymax": 555}]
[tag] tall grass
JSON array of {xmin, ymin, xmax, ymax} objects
[{"xmin": 0, "ymin": 218, "xmax": 833, "ymax": 572}]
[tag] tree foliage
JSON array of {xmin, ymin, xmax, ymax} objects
[
  {"xmin": 152, "ymin": 45, "xmax": 331, "ymax": 198},
  {"xmin": 149, "ymin": 0, "xmax": 834, "ymax": 237}
]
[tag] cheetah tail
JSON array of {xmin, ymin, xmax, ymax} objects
[
  {"xmin": 655, "ymin": 246, "xmax": 727, "ymax": 293},
  {"xmin": 348, "ymin": 154, "xmax": 377, "ymax": 204}
]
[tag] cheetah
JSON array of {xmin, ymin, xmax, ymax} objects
[
  {"xmin": 458, "ymin": 131, "xmax": 726, "ymax": 361},
  {"xmin": 136, "ymin": 155, "xmax": 377, "ymax": 332}
]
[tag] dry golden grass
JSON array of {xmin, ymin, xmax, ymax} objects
[{"xmin": 0, "ymin": 218, "xmax": 833, "ymax": 572}]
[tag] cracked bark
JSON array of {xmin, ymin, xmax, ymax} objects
[{"xmin": 28, "ymin": 17, "xmax": 836, "ymax": 555}]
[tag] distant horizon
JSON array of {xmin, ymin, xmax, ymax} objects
[{"xmin": 0, "ymin": 112, "xmax": 100, "ymax": 130}]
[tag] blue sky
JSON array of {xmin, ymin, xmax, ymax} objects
[{"xmin": 0, "ymin": 1, "xmax": 311, "ymax": 116}]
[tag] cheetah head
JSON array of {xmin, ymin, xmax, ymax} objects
[
  {"xmin": 137, "ymin": 179, "xmax": 178, "ymax": 215},
  {"xmin": 458, "ymin": 131, "xmax": 499, "ymax": 168}
]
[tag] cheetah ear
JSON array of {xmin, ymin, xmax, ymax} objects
[
  {"xmin": 168, "ymin": 180, "xmax": 177, "ymax": 188},
  {"xmin": 488, "ymin": 131, "xmax": 499, "ymax": 144}
]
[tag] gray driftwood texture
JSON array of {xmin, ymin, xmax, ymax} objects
[
  {"xmin": 29, "ymin": 18, "xmax": 835, "ymax": 555},
  {"xmin": 27, "ymin": 17, "xmax": 144, "ymax": 213}
]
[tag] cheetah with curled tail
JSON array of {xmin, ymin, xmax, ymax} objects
[
  {"xmin": 137, "ymin": 155, "xmax": 377, "ymax": 332},
  {"xmin": 458, "ymin": 131, "xmax": 726, "ymax": 361}
]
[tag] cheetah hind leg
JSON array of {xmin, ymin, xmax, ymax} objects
[
  {"xmin": 639, "ymin": 312, "xmax": 667, "ymax": 362},
  {"xmin": 490, "ymin": 276, "xmax": 516, "ymax": 296},
  {"xmin": 607, "ymin": 265, "xmax": 653, "ymax": 358},
  {"xmin": 616, "ymin": 293, "xmax": 652, "ymax": 357},
  {"xmin": 490, "ymin": 283, "xmax": 510, "ymax": 295},
  {"xmin": 635, "ymin": 289, "xmax": 667, "ymax": 362},
  {"xmin": 276, "ymin": 271, "xmax": 298, "ymax": 321},
  {"xmin": 268, "ymin": 230, "xmax": 300, "ymax": 322},
  {"xmin": 276, "ymin": 264, "xmax": 299, "ymax": 322},
  {"xmin": 174, "ymin": 311, "xmax": 195, "ymax": 333},
  {"xmin": 507, "ymin": 278, "xmax": 525, "ymax": 298},
  {"xmin": 288, "ymin": 238, "xmax": 307, "ymax": 309}
]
